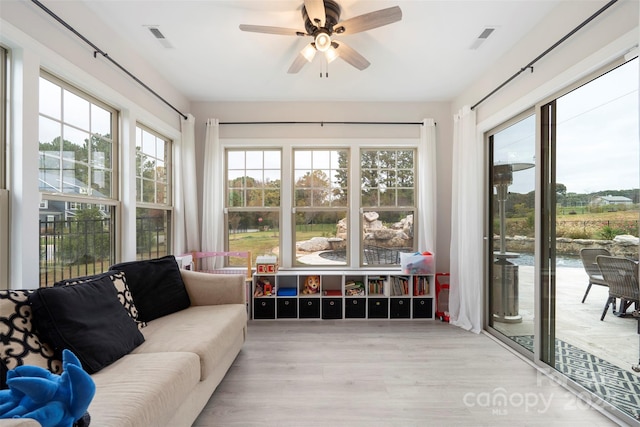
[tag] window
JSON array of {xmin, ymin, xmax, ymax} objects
[
  {"xmin": 135, "ymin": 125, "xmax": 172, "ymax": 260},
  {"xmin": 222, "ymin": 142, "xmax": 420, "ymax": 268},
  {"xmin": 38, "ymin": 72, "xmax": 118, "ymax": 286},
  {"xmin": 293, "ymin": 149, "xmax": 348, "ymax": 266},
  {"xmin": 360, "ymin": 149, "xmax": 416, "ymax": 266},
  {"xmin": 225, "ymin": 149, "xmax": 280, "ymax": 265}
]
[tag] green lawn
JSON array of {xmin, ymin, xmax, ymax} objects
[{"xmin": 228, "ymin": 224, "xmax": 338, "ymax": 261}]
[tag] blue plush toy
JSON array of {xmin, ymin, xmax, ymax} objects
[{"xmin": 0, "ymin": 349, "xmax": 95, "ymax": 427}]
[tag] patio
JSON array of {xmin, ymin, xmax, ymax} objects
[{"xmin": 494, "ymin": 264, "xmax": 639, "ymax": 374}]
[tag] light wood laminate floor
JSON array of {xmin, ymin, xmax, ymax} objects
[{"xmin": 193, "ymin": 320, "xmax": 626, "ymax": 427}]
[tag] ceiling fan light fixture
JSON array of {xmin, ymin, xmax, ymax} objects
[
  {"xmin": 301, "ymin": 44, "xmax": 317, "ymax": 62},
  {"xmin": 314, "ymin": 31, "xmax": 331, "ymax": 52},
  {"xmin": 325, "ymin": 46, "xmax": 339, "ymax": 63}
]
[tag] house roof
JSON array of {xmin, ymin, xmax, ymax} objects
[{"xmin": 597, "ymin": 195, "xmax": 633, "ymax": 203}]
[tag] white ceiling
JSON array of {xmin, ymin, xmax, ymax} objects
[{"xmin": 74, "ymin": 0, "xmax": 562, "ymax": 103}]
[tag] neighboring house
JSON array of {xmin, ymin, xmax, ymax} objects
[
  {"xmin": 590, "ymin": 195, "xmax": 634, "ymax": 206},
  {"xmin": 38, "ymin": 167, "xmax": 109, "ymax": 224}
]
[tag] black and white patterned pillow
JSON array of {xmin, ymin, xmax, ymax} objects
[
  {"xmin": 0, "ymin": 290, "xmax": 62, "ymax": 389},
  {"xmin": 55, "ymin": 271, "xmax": 147, "ymax": 330}
]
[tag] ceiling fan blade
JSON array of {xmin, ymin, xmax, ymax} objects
[
  {"xmin": 304, "ymin": 0, "xmax": 326, "ymax": 27},
  {"xmin": 288, "ymin": 53, "xmax": 310, "ymax": 74},
  {"xmin": 239, "ymin": 24, "xmax": 305, "ymax": 36},
  {"xmin": 334, "ymin": 6, "xmax": 402, "ymax": 35},
  {"xmin": 334, "ymin": 41, "xmax": 370, "ymax": 70}
]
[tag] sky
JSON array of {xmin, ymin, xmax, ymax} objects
[{"xmin": 493, "ymin": 57, "xmax": 639, "ymax": 196}]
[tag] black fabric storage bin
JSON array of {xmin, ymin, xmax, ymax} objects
[
  {"xmin": 277, "ymin": 298, "xmax": 297, "ymax": 318},
  {"xmin": 345, "ymin": 298, "xmax": 366, "ymax": 318},
  {"xmin": 322, "ymin": 298, "xmax": 342, "ymax": 319},
  {"xmin": 390, "ymin": 298, "xmax": 411, "ymax": 318},
  {"xmin": 368, "ymin": 298, "xmax": 389, "ymax": 319},
  {"xmin": 413, "ymin": 297, "xmax": 433, "ymax": 319},
  {"xmin": 299, "ymin": 298, "xmax": 320, "ymax": 318},
  {"xmin": 254, "ymin": 298, "xmax": 276, "ymax": 319}
]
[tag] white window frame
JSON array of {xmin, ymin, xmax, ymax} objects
[
  {"xmin": 135, "ymin": 123, "xmax": 173, "ymax": 260},
  {"xmin": 38, "ymin": 71, "xmax": 119, "ymax": 285},
  {"xmin": 222, "ymin": 138, "xmax": 421, "ymax": 269}
]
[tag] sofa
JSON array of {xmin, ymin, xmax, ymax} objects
[{"xmin": 0, "ymin": 256, "xmax": 248, "ymax": 427}]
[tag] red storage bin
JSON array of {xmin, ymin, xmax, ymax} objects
[{"xmin": 435, "ymin": 273, "xmax": 450, "ymax": 322}]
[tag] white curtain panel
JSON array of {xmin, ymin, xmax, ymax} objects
[
  {"xmin": 449, "ymin": 106, "xmax": 483, "ymax": 333},
  {"xmin": 201, "ymin": 119, "xmax": 224, "ymax": 270},
  {"xmin": 179, "ymin": 114, "xmax": 200, "ymax": 253},
  {"xmin": 418, "ymin": 118, "xmax": 437, "ymax": 255}
]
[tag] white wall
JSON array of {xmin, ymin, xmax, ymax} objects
[
  {"xmin": 0, "ymin": 1, "xmax": 188, "ymax": 288},
  {"xmin": 190, "ymin": 101, "xmax": 453, "ymax": 272},
  {"xmin": 453, "ymin": 0, "xmax": 639, "ymax": 128}
]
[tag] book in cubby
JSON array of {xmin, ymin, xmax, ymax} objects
[
  {"xmin": 321, "ymin": 274, "xmax": 342, "ymax": 296},
  {"xmin": 412, "ymin": 275, "xmax": 430, "ymax": 296},
  {"xmin": 367, "ymin": 275, "xmax": 388, "ymax": 296},
  {"xmin": 345, "ymin": 279, "xmax": 365, "ymax": 296},
  {"xmin": 390, "ymin": 275, "xmax": 410, "ymax": 296}
]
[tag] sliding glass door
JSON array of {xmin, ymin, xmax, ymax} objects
[
  {"xmin": 487, "ymin": 56, "xmax": 639, "ymax": 421},
  {"xmin": 540, "ymin": 58, "xmax": 639, "ymax": 391},
  {"xmin": 487, "ymin": 113, "xmax": 536, "ymax": 351}
]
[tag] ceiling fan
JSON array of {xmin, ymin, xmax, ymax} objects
[{"xmin": 239, "ymin": 0, "xmax": 402, "ymax": 73}]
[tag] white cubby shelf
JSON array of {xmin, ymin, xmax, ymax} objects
[{"xmin": 251, "ymin": 270, "xmax": 435, "ymax": 320}]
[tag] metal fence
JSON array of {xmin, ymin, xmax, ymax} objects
[
  {"xmin": 135, "ymin": 214, "xmax": 170, "ymax": 261},
  {"xmin": 39, "ymin": 215, "xmax": 169, "ymax": 287},
  {"xmin": 40, "ymin": 217, "xmax": 114, "ymax": 286}
]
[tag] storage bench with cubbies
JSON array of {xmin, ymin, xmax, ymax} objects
[{"xmin": 251, "ymin": 271, "xmax": 434, "ymax": 320}]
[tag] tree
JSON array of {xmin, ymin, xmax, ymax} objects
[
  {"xmin": 60, "ymin": 206, "xmax": 111, "ymax": 264},
  {"xmin": 295, "ymin": 170, "xmax": 331, "ymax": 207},
  {"xmin": 40, "ymin": 132, "xmax": 113, "ymax": 196}
]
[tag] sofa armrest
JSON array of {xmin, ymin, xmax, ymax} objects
[{"xmin": 180, "ymin": 270, "xmax": 246, "ymax": 306}]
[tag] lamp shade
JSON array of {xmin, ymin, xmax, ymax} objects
[
  {"xmin": 301, "ymin": 44, "xmax": 316, "ymax": 62},
  {"xmin": 325, "ymin": 46, "xmax": 339, "ymax": 63},
  {"xmin": 315, "ymin": 32, "xmax": 331, "ymax": 52}
]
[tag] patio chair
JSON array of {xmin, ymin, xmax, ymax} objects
[
  {"xmin": 595, "ymin": 255, "xmax": 640, "ymax": 321},
  {"xmin": 579, "ymin": 248, "xmax": 612, "ymax": 306},
  {"xmin": 363, "ymin": 245, "xmax": 400, "ymax": 265}
]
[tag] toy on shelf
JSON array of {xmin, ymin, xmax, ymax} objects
[
  {"xmin": 302, "ymin": 275, "xmax": 320, "ymax": 294},
  {"xmin": 254, "ymin": 278, "xmax": 273, "ymax": 297},
  {"xmin": 256, "ymin": 255, "xmax": 278, "ymax": 274},
  {"xmin": 263, "ymin": 281, "xmax": 273, "ymax": 296}
]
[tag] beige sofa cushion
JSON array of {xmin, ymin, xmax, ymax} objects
[
  {"xmin": 0, "ymin": 421, "xmax": 41, "ymax": 427},
  {"xmin": 88, "ymin": 351, "xmax": 200, "ymax": 427},
  {"xmin": 132, "ymin": 304, "xmax": 246, "ymax": 380}
]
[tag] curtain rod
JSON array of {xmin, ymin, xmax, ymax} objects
[
  {"xmin": 471, "ymin": 0, "xmax": 618, "ymax": 111},
  {"xmin": 220, "ymin": 121, "xmax": 425, "ymax": 126},
  {"xmin": 30, "ymin": 0, "xmax": 189, "ymax": 121}
]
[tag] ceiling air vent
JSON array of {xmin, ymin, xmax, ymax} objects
[
  {"xmin": 469, "ymin": 27, "xmax": 495, "ymax": 50},
  {"xmin": 147, "ymin": 26, "xmax": 173, "ymax": 48}
]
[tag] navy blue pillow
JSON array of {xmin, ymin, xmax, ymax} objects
[
  {"xmin": 109, "ymin": 255, "xmax": 190, "ymax": 322},
  {"xmin": 29, "ymin": 275, "xmax": 144, "ymax": 374}
]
